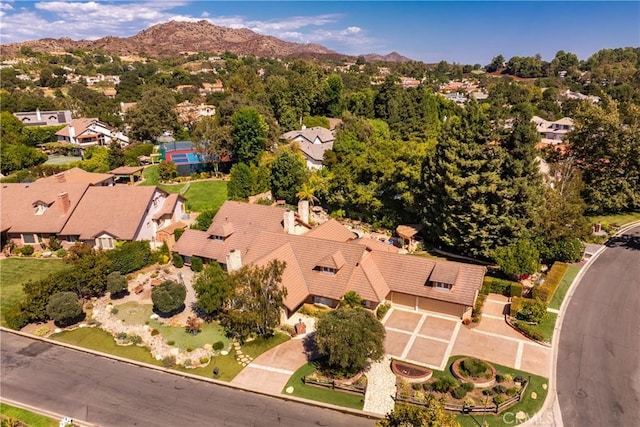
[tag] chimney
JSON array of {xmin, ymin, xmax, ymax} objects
[
  {"xmin": 58, "ymin": 192, "xmax": 70, "ymax": 213},
  {"xmin": 225, "ymin": 249, "xmax": 242, "ymax": 272},
  {"xmin": 36, "ymin": 108, "xmax": 41, "ymax": 121},
  {"xmin": 301, "ymin": 124, "xmax": 306, "ymax": 130},
  {"xmin": 298, "ymin": 200, "xmax": 309, "ymax": 224},
  {"xmin": 55, "ymin": 172, "xmax": 66, "ymax": 183},
  {"xmin": 68, "ymin": 125, "xmax": 76, "ymax": 141},
  {"xmin": 283, "ymin": 210, "xmax": 295, "ymax": 234}
]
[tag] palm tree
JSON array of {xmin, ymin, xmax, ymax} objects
[
  {"xmin": 341, "ymin": 291, "xmax": 363, "ymax": 308},
  {"xmin": 296, "ymin": 182, "xmax": 319, "ymax": 205}
]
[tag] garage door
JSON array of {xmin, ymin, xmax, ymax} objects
[
  {"xmin": 391, "ymin": 292, "xmax": 416, "ymax": 308},
  {"xmin": 417, "ymin": 297, "xmax": 463, "ymax": 318}
]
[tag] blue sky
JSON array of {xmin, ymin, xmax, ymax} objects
[{"xmin": 1, "ymin": 1, "xmax": 638, "ymax": 64}]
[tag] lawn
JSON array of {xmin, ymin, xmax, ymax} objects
[
  {"xmin": 141, "ymin": 165, "xmax": 227, "ymax": 212},
  {"xmin": 588, "ymin": 211, "xmax": 640, "ymax": 228},
  {"xmin": 421, "ymin": 356, "xmax": 549, "ymax": 427},
  {"xmin": 282, "ymin": 362, "xmax": 365, "ymax": 410},
  {"xmin": 51, "ymin": 328, "xmax": 162, "ymax": 367},
  {"xmin": 549, "ymin": 265, "xmax": 581, "ymax": 310},
  {"xmin": 0, "ymin": 402, "xmax": 58, "ymax": 427},
  {"xmin": 113, "ymin": 301, "xmax": 231, "ymax": 349},
  {"xmin": 0, "ymin": 258, "xmax": 71, "ymax": 327},
  {"xmin": 526, "ymin": 312, "xmax": 558, "ymax": 344}
]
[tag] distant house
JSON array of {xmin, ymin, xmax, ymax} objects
[
  {"xmin": 1, "ymin": 178, "xmax": 185, "ymax": 250},
  {"xmin": 14, "ymin": 109, "xmax": 72, "ymax": 127},
  {"xmin": 280, "ymin": 126, "xmax": 335, "ymax": 169},
  {"xmin": 531, "ymin": 116, "xmax": 574, "ymax": 148},
  {"xmin": 103, "ymin": 88, "xmax": 117, "ymax": 98},
  {"xmin": 399, "ymin": 77, "xmax": 421, "ymax": 89},
  {"xmin": 56, "ymin": 118, "xmax": 130, "ymax": 148},
  {"xmin": 200, "ymin": 80, "xmax": 224, "ymax": 96},
  {"xmin": 563, "ymin": 90, "xmax": 600, "ymax": 104},
  {"xmin": 173, "ymin": 201, "xmax": 486, "ymax": 320},
  {"xmin": 175, "ymin": 101, "xmax": 216, "ymax": 127}
]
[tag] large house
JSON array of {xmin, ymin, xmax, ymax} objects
[
  {"xmin": 56, "ymin": 118, "xmax": 130, "ymax": 148},
  {"xmin": 280, "ymin": 126, "xmax": 335, "ymax": 169},
  {"xmin": 1, "ymin": 173, "xmax": 184, "ymax": 250},
  {"xmin": 173, "ymin": 201, "xmax": 486, "ymax": 320},
  {"xmin": 14, "ymin": 109, "xmax": 73, "ymax": 127},
  {"xmin": 531, "ymin": 116, "xmax": 574, "ymax": 148}
]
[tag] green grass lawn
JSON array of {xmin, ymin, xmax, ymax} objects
[
  {"xmin": 282, "ymin": 362, "xmax": 365, "ymax": 410},
  {"xmin": 587, "ymin": 211, "xmax": 640, "ymax": 227},
  {"xmin": 422, "ymin": 356, "xmax": 549, "ymax": 427},
  {"xmin": 51, "ymin": 328, "xmax": 162, "ymax": 367},
  {"xmin": 549, "ymin": 265, "xmax": 581, "ymax": 310},
  {"xmin": 141, "ymin": 165, "xmax": 227, "ymax": 212},
  {"xmin": 0, "ymin": 402, "xmax": 58, "ymax": 427},
  {"xmin": 0, "ymin": 258, "xmax": 70, "ymax": 327}
]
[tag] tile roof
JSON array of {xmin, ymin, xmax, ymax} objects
[
  {"xmin": 37, "ymin": 167, "xmax": 113, "ymax": 186},
  {"xmin": 281, "ymin": 126, "xmax": 335, "ymax": 145},
  {"xmin": 396, "ymin": 224, "xmax": 424, "ymax": 239},
  {"xmin": 55, "ymin": 118, "xmax": 101, "ymax": 137},
  {"xmin": 109, "ymin": 166, "xmax": 144, "ymax": 175},
  {"xmin": 152, "ymin": 194, "xmax": 184, "ymax": 220},
  {"xmin": 60, "ymin": 186, "xmax": 162, "ymax": 239},
  {"xmin": 305, "ymin": 219, "xmax": 356, "ymax": 242},
  {"xmin": 317, "ymin": 250, "xmax": 346, "ymax": 269},
  {"xmin": 430, "ymin": 262, "xmax": 460, "ymax": 285},
  {"xmin": 0, "ymin": 182, "xmax": 90, "ymax": 234},
  {"xmin": 353, "ymin": 237, "xmax": 400, "ymax": 253},
  {"xmin": 296, "ymin": 140, "xmax": 334, "ymax": 162}
]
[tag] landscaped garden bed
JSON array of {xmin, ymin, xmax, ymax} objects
[
  {"xmin": 451, "ymin": 357, "xmax": 497, "ymax": 388},
  {"xmin": 303, "ymin": 369, "xmax": 367, "ymax": 395},
  {"xmin": 391, "ymin": 359, "xmax": 433, "ymax": 383},
  {"xmin": 394, "ymin": 357, "xmax": 539, "ymax": 418}
]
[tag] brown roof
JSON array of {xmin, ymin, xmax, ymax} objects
[
  {"xmin": 109, "ymin": 166, "xmax": 144, "ymax": 175},
  {"xmin": 396, "ymin": 224, "xmax": 424, "ymax": 239},
  {"xmin": 0, "ymin": 182, "xmax": 90, "ymax": 234},
  {"xmin": 152, "ymin": 194, "xmax": 184, "ymax": 220},
  {"xmin": 208, "ymin": 220, "xmax": 235, "ymax": 238},
  {"xmin": 353, "ymin": 237, "xmax": 400, "ymax": 253},
  {"xmin": 305, "ymin": 219, "xmax": 356, "ymax": 242},
  {"xmin": 347, "ymin": 252, "xmax": 390, "ymax": 303},
  {"xmin": 37, "ymin": 167, "xmax": 113, "ymax": 186},
  {"xmin": 55, "ymin": 118, "xmax": 101, "ymax": 137},
  {"xmin": 60, "ymin": 186, "xmax": 163, "ymax": 239},
  {"xmin": 157, "ymin": 221, "xmax": 186, "ymax": 236},
  {"xmin": 430, "ymin": 262, "xmax": 459, "ymax": 285},
  {"xmin": 317, "ymin": 250, "xmax": 346, "ymax": 269}
]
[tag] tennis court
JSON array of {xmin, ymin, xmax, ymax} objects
[{"xmin": 167, "ymin": 151, "xmax": 202, "ymax": 164}]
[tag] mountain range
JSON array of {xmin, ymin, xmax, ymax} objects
[{"xmin": 0, "ymin": 20, "xmax": 412, "ymax": 62}]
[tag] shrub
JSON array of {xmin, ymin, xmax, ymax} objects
[
  {"xmin": 493, "ymin": 385, "xmax": 507, "ymax": 394},
  {"xmin": 460, "ymin": 358, "xmax": 490, "ymax": 378},
  {"xmin": 502, "ymin": 374, "xmax": 513, "ymax": 382},
  {"xmin": 34, "ymin": 325, "xmax": 50, "ymax": 336},
  {"xmin": 174, "ymin": 227, "xmax": 185, "ymax": 241},
  {"xmin": 184, "ymin": 359, "xmax": 192, "ymax": 367},
  {"xmin": 510, "ymin": 282, "xmax": 524, "ymax": 298},
  {"xmin": 130, "ymin": 335, "xmax": 143, "ymax": 345},
  {"xmin": 464, "ymin": 397, "xmax": 475, "ymax": 407},
  {"xmin": 461, "ymin": 382, "xmax": 474, "ymax": 392},
  {"xmin": 533, "ymin": 262, "xmax": 569, "ymax": 304},
  {"xmin": 482, "ymin": 389, "xmax": 495, "ymax": 396},
  {"xmin": 107, "ymin": 241, "xmax": 154, "ymax": 274},
  {"xmin": 507, "ymin": 387, "xmax": 518, "ymax": 397},
  {"xmin": 162, "ymin": 356, "xmax": 176, "ymax": 367},
  {"xmin": 167, "ymin": 340, "xmax": 175, "ymax": 346},
  {"xmin": 110, "ymin": 307, "xmax": 119, "ymax": 315},
  {"xmin": 496, "ymin": 374, "xmax": 505, "ymax": 383},
  {"xmin": 48, "ymin": 236, "xmax": 62, "ymax": 251},
  {"xmin": 151, "ymin": 280, "xmax": 186, "ymax": 315},
  {"xmin": 173, "ymin": 254, "xmax": 184, "ymax": 268},
  {"xmin": 376, "ymin": 302, "xmax": 391, "ymax": 320},
  {"xmin": 107, "ymin": 271, "xmax": 128, "ymax": 297},
  {"xmin": 413, "ymin": 391, "xmax": 425, "ymax": 401},
  {"xmin": 279, "ymin": 324, "xmax": 296, "ymax": 337},
  {"xmin": 452, "ymin": 386, "xmax": 467, "ymax": 399},
  {"xmin": 493, "ymin": 395, "xmax": 506, "ymax": 405},
  {"xmin": 514, "ymin": 375, "xmax": 526, "ymax": 383},
  {"xmin": 85, "ymin": 302, "xmax": 94, "ymax": 310},
  {"xmin": 510, "ymin": 296, "xmax": 525, "ymax": 317},
  {"xmin": 472, "ymin": 294, "xmax": 486, "ymax": 322},
  {"xmin": 433, "ymin": 377, "xmax": 457, "ymax": 393},
  {"xmin": 412, "ymin": 383, "xmax": 423, "ymax": 390},
  {"xmin": 512, "ymin": 320, "xmax": 545, "ymax": 341},
  {"xmin": 55, "ymin": 248, "xmax": 68, "ymax": 258},
  {"xmin": 199, "ymin": 356, "xmax": 209, "ymax": 364},
  {"xmin": 117, "ymin": 332, "xmax": 128, "ymax": 341},
  {"xmin": 21, "ymin": 245, "xmax": 34, "ymax": 256},
  {"xmin": 190, "ymin": 256, "xmax": 203, "ymax": 272},
  {"xmin": 516, "ymin": 298, "xmax": 547, "ymax": 323},
  {"xmin": 186, "ymin": 348, "xmax": 193, "ymax": 353},
  {"xmin": 151, "ymin": 329, "xmax": 160, "ymax": 336},
  {"xmin": 46, "ymin": 291, "xmax": 83, "ymax": 326}
]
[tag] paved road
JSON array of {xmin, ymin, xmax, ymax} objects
[
  {"xmin": 0, "ymin": 331, "xmax": 376, "ymax": 427},
  {"xmin": 557, "ymin": 225, "xmax": 640, "ymax": 426}
]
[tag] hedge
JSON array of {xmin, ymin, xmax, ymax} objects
[
  {"xmin": 510, "ymin": 296, "xmax": 525, "ymax": 317},
  {"xmin": 482, "ymin": 277, "xmax": 523, "ymax": 297},
  {"xmin": 511, "ymin": 320, "xmax": 545, "ymax": 342},
  {"xmin": 533, "ymin": 262, "xmax": 569, "ymax": 304}
]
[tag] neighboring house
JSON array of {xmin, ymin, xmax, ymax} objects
[
  {"xmin": 175, "ymin": 101, "xmax": 216, "ymax": 127},
  {"xmin": 37, "ymin": 167, "xmax": 114, "ymax": 186},
  {"xmin": 444, "ymin": 92, "xmax": 468, "ymax": 104},
  {"xmin": 14, "ymin": 109, "xmax": 72, "ymax": 127},
  {"xmin": 1, "ymin": 177, "xmax": 184, "ymax": 250},
  {"xmin": 56, "ymin": 118, "xmax": 130, "ymax": 148},
  {"xmin": 531, "ymin": 116, "xmax": 575, "ymax": 147},
  {"xmin": 200, "ymin": 80, "xmax": 224, "ymax": 96},
  {"xmin": 280, "ymin": 126, "xmax": 335, "ymax": 170},
  {"xmin": 173, "ymin": 201, "xmax": 485, "ymax": 320},
  {"xmin": 399, "ymin": 77, "xmax": 421, "ymax": 89},
  {"xmin": 103, "ymin": 88, "xmax": 117, "ymax": 98},
  {"xmin": 563, "ymin": 90, "xmax": 600, "ymax": 103}
]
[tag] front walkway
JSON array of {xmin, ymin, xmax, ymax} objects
[{"xmin": 363, "ymin": 356, "xmax": 396, "ymax": 415}]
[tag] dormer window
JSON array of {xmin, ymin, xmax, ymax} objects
[
  {"xmin": 35, "ymin": 204, "xmax": 48, "ymax": 215},
  {"xmin": 319, "ymin": 266, "xmax": 337, "ymax": 275},
  {"xmin": 433, "ymin": 281, "xmax": 452, "ymax": 291},
  {"xmin": 210, "ymin": 235, "xmax": 224, "ymax": 241}
]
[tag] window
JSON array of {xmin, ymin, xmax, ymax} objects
[
  {"xmin": 97, "ymin": 237, "xmax": 114, "ymax": 249},
  {"xmin": 317, "ymin": 266, "xmax": 337, "ymax": 275},
  {"xmin": 22, "ymin": 234, "xmax": 36, "ymax": 244},
  {"xmin": 210, "ymin": 235, "xmax": 224, "ymax": 241},
  {"xmin": 35, "ymin": 204, "xmax": 47, "ymax": 215},
  {"xmin": 433, "ymin": 282, "xmax": 452, "ymax": 291}
]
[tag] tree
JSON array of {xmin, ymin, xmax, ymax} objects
[
  {"xmin": 107, "ymin": 141, "xmax": 125, "ymax": 170},
  {"xmin": 377, "ymin": 402, "xmax": 459, "ymax": 427},
  {"xmin": 486, "ymin": 54, "xmax": 505, "ymax": 73},
  {"xmin": 158, "ymin": 160, "xmax": 178, "ymax": 181},
  {"xmin": 270, "ymin": 147, "xmax": 307, "ymax": 204},
  {"xmin": 314, "ymin": 307, "xmax": 385, "ymax": 375},
  {"xmin": 106, "ymin": 272, "xmax": 128, "ymax": 298},
  {"xmin": 106, "ymin": 240, "xmax": 154, "ymax": 275},
  {"xmin": 193, "ymin": 262, "xmax": 234, "ymax": 318},
  {"xmin": 222, "ymin": 260, "xmax": 287, "ymax": 339},
  {"xmin": 0, "ymin": 144, "xmax": 48, "ymax": 174},
  {"xmin": 321, "ymin": 74, "xmax": 344, "ymax": 117},
  {"xmin": 126, "ymin": 86, "xmax": 178, "ymax": 142},
  {"xmin": 227, "ymin": 162, "xmax": 254, "ymax": 200},
  {"xmin": 230, "ymin": 107, "xmax": 269, "ymax": 165},
  {"xmin": 340, "ymin": 291, "xmax": 363, "ymax": 308},
  {"xmin": 46, "ymin": 292, "xmax": 83, "ymax": 326},
  {"xmin": 151, "ymin": 280, "xmax": 186, "ymax": 315},
  {"xmin": 190, "ymin": 256, "xmax": 203, "ymax": 272},
  {"xmin": 191, "ymin": 117, "xmax": 232, "ymax": 174},
  {"xmin": 494, "ymin": 239, "xmax": 540, "ymax": 279}
]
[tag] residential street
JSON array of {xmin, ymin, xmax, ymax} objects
[
  {"xmin": 0, "ymin": 330, "xmax": 376, "ymax": 427},
  {"xmin": 557, "ymin": 225, "xmax": 640, "ymax": 426}
]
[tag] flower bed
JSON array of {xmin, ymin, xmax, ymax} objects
[
  {"xmin": 303, "ymin": 370, "xmax": 367, "ymax": 395},
  {"xmin": 451, "ymin": 357, "xmax": 497, "ymax": 388},
  {"xmin": 391, "ymin": 359, "xmax": 433, "ymax": 383}
]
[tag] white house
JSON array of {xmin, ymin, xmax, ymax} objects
[
  {"xmin": 281, "ymin": 126, "xmax": 335, "ymax": 170},
  {"xmin": 531, "ymin": 116, "xmax": 575, "ymax": 146},
  {"xmin": 56, "ymin": 118, "xmax": 130, "ymax": 148}
]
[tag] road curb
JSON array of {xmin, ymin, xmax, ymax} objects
[
  {"xmin": 0, "ymin": 397, "xmax": 98, "ymax": 427},
  {"xmin": 0, "ymin": 327, "xmax": 381, "ymax": 423},
  {"xmin": 525, "ymin": 220, "xmax": 640, "ymax": 427}
]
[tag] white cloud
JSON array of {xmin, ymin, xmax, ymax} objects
[{"xmin": 0, "ymin": 1, "xmax": 382, "ymax": 54}]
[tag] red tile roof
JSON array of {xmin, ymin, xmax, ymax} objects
[
  {"xmin": 37, "ymin": 167, "xmax": 113, "ymax": 186},
  {"xmin": 305, "ymin": 219, "xmax": 356, "ymax": 242}
]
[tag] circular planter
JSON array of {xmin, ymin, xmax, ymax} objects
[
  {"xmin": 333, "ymin": 370, "xmax": 364, "ymax": 385},
  {"xmin": 451, "ymin": 357, "xmax": 496, "ymax": 388},
  {"xmin": 391, "ymin": 359, "xmax": 433, "ymax": 383}
]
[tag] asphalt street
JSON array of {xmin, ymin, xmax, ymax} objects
[
  {"xmin": 0, "ymin": 331, "xmax": 376, "ymax": 427},
  {"xmin": 557, "ymin": 225, "xmax": 640, "ymax": 426}
]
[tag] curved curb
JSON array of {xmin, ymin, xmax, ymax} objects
[
  {"xmin": 523, "ymin": 220, "xmax": 640, "ymax": 427},
  {"xmin": 0, "ymin": 327, "xmax": 381, "ymax": 422},
  {"xmin": 0, "ymin": 398, "xmax": 98, "ymax": 427}
]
